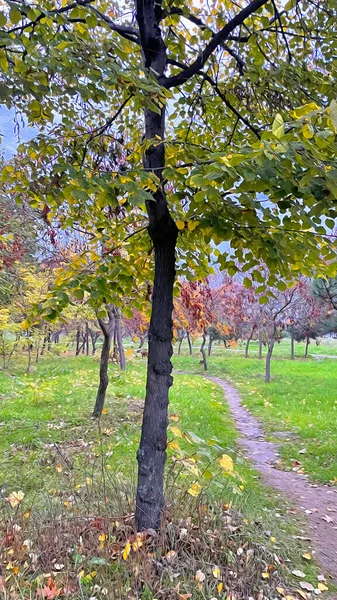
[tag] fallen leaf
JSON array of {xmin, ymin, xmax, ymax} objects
[
  {"xmin": 276, "ymin": 587, "xmax": 285, "ymax": 596},
  {"xmin": 296, "ymin": 591, "xmax": 308, "ymax": 600},
  {"xmin": 166, "ymin": 550, "xmax": 176, "ymax": 562},
  {"xmin": 322, "ymin": 515, "xmax": 334, "ymax": 523},
  {"xmin": 218, "ymin": 582, "xmax": 224, "ymax": 593},
  {"xmin": 317, "ymin": 583, "xmax": 328, "ymax": 592},
  {"xmin": 7, "ymin": 491, "xmax": 25, "ymax": 508},
  {"xmin": 302, "ymin": 553, "xmax": 312, "ymax": 560},
  {"xmin": 212, "ymin": 566, "xmax": 221, "ymax": 579},
  {"xmin": 300, "ymin": 582, "xmax": 314, "ymax": 592},
  {"xmin": 122, "ymin": 541, "xmax": 131, "ymax": 561},
  {"xmin": 195, "ymin": 570, "xmax": 205, "ymax": 583},
  {"xmin": 55, "ymin": 464, "xmax": 63, "ymax": 473},
  {"xmin": 187, "ymin": 482, "xmax": 201, "ymax": 497},
  {"xmin": 292, "ymin": 570, "xmax": 305, "ymax": 578},
  {"xmin": 219, "ymin": 454, "xmax": 234, "ymax": 472},
  {"xmin": 262, "ymin": 572, "xmax": 269, "ymax": 579}
]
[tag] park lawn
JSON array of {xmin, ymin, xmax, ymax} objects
[
  {"xmin": 173, "ymin": 344, "xmax": 337, "ymax": 485},
  {"xmin": 0, "ymin": 354, "xmax": 320, "ymax": 590}
]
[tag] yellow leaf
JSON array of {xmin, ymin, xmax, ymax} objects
[
  {"xmin": 318, "ymin": 583, "xmax": 329, "ymax": 591},
  {"xmin": 262, "ymin": 572, "xmax": 269, "ymax": 579},
  {"xmin": 218, "ymin": 582, "xmax": 224, "ymax": 593},
  {"xmin": 187, "ymin": 482, "xmax": 201, "ymax": 497},
  {"xmin": 176, "ymin": 220, "xmax": 185, "ymax": 230},
  {"xmin": 166, "ymin": 550, "xmax": 176, "ymax": 562},
  {"xmin": 7, "ymin": 491, "xmax": 25, "ymax": 508},
  {"xmin": 302, "ymin": 552, "xmax": 312, "ymax": 560},
  {"xmin": 213, "ymin": 566, "xmax": 221, "ymax": 579},
  {"xmin": 169, "ymin": 414, "xmax": 180, "ymax": 422},
  {"xmin": 270, "ymin": 536, "xmax": 276, "ymax": 543},
  {"xmin": 296, "ymin": 591, "xmax": 308, "ymax": 600},
  {"xmin": 188, "ymin": 221, "xmax": 198, "ymax": 232},
  {"xmin": 171, "ymin": 426, "xmax": 183, "ymax": 438},
  {"xmin": 98, "ymin": 533, "xmax": 106, "ymax": 542},
  {"xmin": 56, "ymin": 464, "xmax": 63, "ymax": 473},
  {"xmin": 132, "ymin": 535, "xmax": 143, "ymax": 552},
  {"xmin": 219, "ymin": 454, "xmax": 234, "ymax": 472},
  {"xmin": 122, "ymin": 541, "xmax": 131, "ymax": 560},
  {"xmin": 13, "ymin": 566, "xmax": 19, "ymax": 575},
  {"xmin": 277, "ymin": 587, "xmax": 285, "ymax": 596},
  {"xmin": 102, "ymin": 408, "xmax": 108, "ymax": 415}
]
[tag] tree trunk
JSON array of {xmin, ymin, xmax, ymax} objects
[
  {"xmin": 47, "ymin": 332, "xmax": 52, "ymax": 352},
  {"xmin": 258, "ymin": 330, "xmax": 263, "ymax": 359},
  {"xmin": 208, "ymin": 336, "xmax": 213, "ymax": 356},
  {"xmin": 178, "ymin": 338, "xmax": 182, "ymax": 355},
  {"xmin": 75, "ymin": 329, "xmax": 80, "ymax": 356},
  {"xmin": 115, "ymin": 308, "xmax": 126, "ymax": 371},
  {"xmin": 135, "ymin": 0, "xmax": 178, "ymax": 532},
  {"xmin": 40, "ymin": 335, "xmax": 47, "ymax": 356},
  {"xmin": 187, "ymin": 331, "xmax": 192, "ymax": 355},
  {"xmin": 26, "ymin": 335, "xmax": 32, "ymax": 374},
  {"xmin": 200, "ymin": 332, "xmax": 208, "ymax": 371},
  {"xmin": 85, "ymin": 323, "xmax": 89, "ymax": 356},
  {"xmin": 92, "ymin": 329, "xmax": 112, "ymax": 418},
  {"xmin": 305, "ymin": 336, "xmax": 310, "ymax": 358},
  {"xmin": 244, "ymin": 337, "xmax": 250, "ymax": 358},
  {"xmin": 136, "ymin": 228, "xmax": 177, "ymax": 531},
  {"xmin": 265, "ymin": 339, "xmax": 275, "ymax": 383},
  {"xmin": 290, "ymin": 332, "xmax": 295, "ymax": 360}
]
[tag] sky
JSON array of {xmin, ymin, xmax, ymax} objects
[{"xmin": 0, "ymin": 107, "xmax": 37, "ymax": 158}]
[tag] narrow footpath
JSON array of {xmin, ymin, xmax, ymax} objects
[{"xmin": 208, "ymin": 376, "xmax": 337, "ymax": 583}]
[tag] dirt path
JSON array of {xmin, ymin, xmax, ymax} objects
[{"xmin": 208, "ymin": 376, "xmax": 337, "ymax": 583}]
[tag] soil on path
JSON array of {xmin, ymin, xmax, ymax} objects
[{"xmin": 208, "ymin": 376, "xmax": 337, "ymax": 584}]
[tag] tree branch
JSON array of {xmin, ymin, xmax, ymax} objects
[{"xmin": 162, "ymin": 0, "xmax": 269, "ymax": 89}]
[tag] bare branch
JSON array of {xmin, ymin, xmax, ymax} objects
[{"xmin": 162, "ymin": 0, "xmax": 269, "ymax": 89}]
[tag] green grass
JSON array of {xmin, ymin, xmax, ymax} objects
[
  {"xmin": 173, "ymin": 339, "xmax": 337, "ymax": 485},
  {"xmin": 0, "ymin": 353, "xmax": 320, "ymax": 588}
]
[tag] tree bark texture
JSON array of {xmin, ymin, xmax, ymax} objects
[
  {"xmin": 265, "ymin": 338, "xmax": 275, "ymax": 383},
  {"xmin": 305, "ymin": 336, "xmax": 310, "ymax": 358},
  {"xmin": 114, "ymin": 307, "xmax": 126, "ymax": 371},
  {"xmin": 200, "ymin": 332, "xmax": 208, "ymax": 371},
  {"xmin": 92, "ymin": 309, "xmax": 115, "ymax": 418},
  {"xmin": 135, "ymin": 0, "xmax": 178, "ymax": 531},
  {"xmin": 187, "ymin": 331, "xmax": 192, "ymax": 355}
]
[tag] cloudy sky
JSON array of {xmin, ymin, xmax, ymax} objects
[{"xmin": 0, "ymin": 106, "xmax": 36, "ymax": 157}]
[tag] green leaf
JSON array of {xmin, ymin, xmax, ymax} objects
[
  {"xmin": 272, "ymin": 114, "xmax": 284, "ymax": 139},
  {"xmin": 9, "ymin": 6, "xmax": 21, "ymax": 24},
  {"xmin": 329, "ymin": 99, "xmax": 337, "ymax": 134}
]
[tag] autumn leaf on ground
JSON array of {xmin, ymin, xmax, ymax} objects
[
  {"xmin": 187, "ymin": 482, "xmax": 201, "ymax": 497},
  {"xmin": 7, "ymin": 491, "xmax": 24, "ymax": 508},
  {"xmin": 37, "ymin": 577, "xmax": 62, "ymax": 599},
  {"xmin": 195, "ymin": 570, "xmax": 205, "ymax": 583},
  {"xmin": 219, "ymin": 454, "xmax": 234, "ymax": 472},
  {"xmin": 122, "ymin": 541, "xmax": 131, "ymax": 560},
  {"xmin": 212, "ymin": 566, "xmax": 221, "ymax": 579}
]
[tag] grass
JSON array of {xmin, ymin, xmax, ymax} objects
[
  {"xmin": 0, "ymin": 351, "xmax": 328, "ymax": 598},
  {"xmin": 173, "ymin": 338, "xmax": 337, "ymax": 485}
]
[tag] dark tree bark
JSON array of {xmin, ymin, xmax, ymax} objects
[
  {"xmin": 114, "ymin": 307, "xmax": 126, "ymax": 371},
  {"xmin": 47, "ymin": 332, "xmax": 52, "ymax": 352},
  {"xmin": 89, "ymin": 328, "xmax": 100, "ymax": 355},
  {"xmin": 208, "ymin": 335, "xmax": 213, "ymax": 356},
  {"xmin": 85, "ymin": 322, "xmax": 89, "ymax": 356},
  {"xmin": 290, "ymin": 332, "xmax": 295, "ymax": 360},
  {"xmin": 92, "ymin": 308, "xmax": 115, "ymax": 418},
  {"xmin": 75, "ymin": 329, "xmax": 81, "ymax": 356},
  {"xmin": 245, "ymin": 326, "xmax": 255, "ymax": 358},
  {"xmin": 200, "ymin": 332, "xmax": 208, "ymax": 371},
  {"xmin": 135, "ymin": 0, "xmax": 178, "ymax": 532},
  {"xmin": 305, "ymin": 336, "xmax": 310, "ymax": 358},
  {"xmin": 178, "ymin": 338, "xmax": 183, "ymax": 355},
  {"xmin": 265, "ymin": 337, "xmax": 275, "ymax": 383},
  {"xmin": 26, "ymin": 333, "xmax": 32, "ymax": 374},
  {"xmin": 186, "ymin": 331, "xmax": 192, "ymax": 355}
]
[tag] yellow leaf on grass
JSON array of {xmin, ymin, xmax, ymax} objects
[
  {"xmin": 7, "ymin": 491, "xmax": 24, "ymax": 508},
  {"xmin": 318, "ymin": 583, "xmax": 329, "ymax": 592},
  {"xmin": 169, "ymin": 414, "xmax": 180, "ymax": 422},
  {"xmin": 276, "ymin": 587, "xmax": 285, "ymax": 596},
  {"xmin": 187, "ymin": 482, "xmax": 201, "ymax": 497},
  {"xmin": 262, "ymin": 572, "xmax": 269, "ymax": 579},
  {"xmin": 219, "ymin": 454, "xmax": 234, "ymax": 472},
  {"xmin": 122, "ymin": 541, "xmax": 131, "ymax": 561},
  {"xmin": 218, "ymin": 582, "xmax": 224, "ymax": 593},
  {"xmin": 102, "ymin": 407, "xmax": 108, "ymax": 415},
  {"xmin": 56, "ymin": 464, "xmax": 63, "ymax": 473},
  {"xmin": 176, "ymin": 220, "xmax": 185, "ymax": 230},
  {"xmin": 302, "ymin": 552, "xmax": 312, "ymax": 560},
  {"xmin": 171, "ymin": 426, "xmax": 183, "ymax": 438},
  {"xmin": 213, "ymin": 566, "xmax": 221, "ymax": 579}
]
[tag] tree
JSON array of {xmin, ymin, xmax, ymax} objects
[
  {"xmin": 287, "ymin": 281, "xmax": 323, "ymax": 359},
  {"xmin": 2, "ymin": 0, "xmax": 337, "ymax": 530},
  {"xmin": 92, "ymin": 305, "xmax": 116, "ymax": 418}
]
